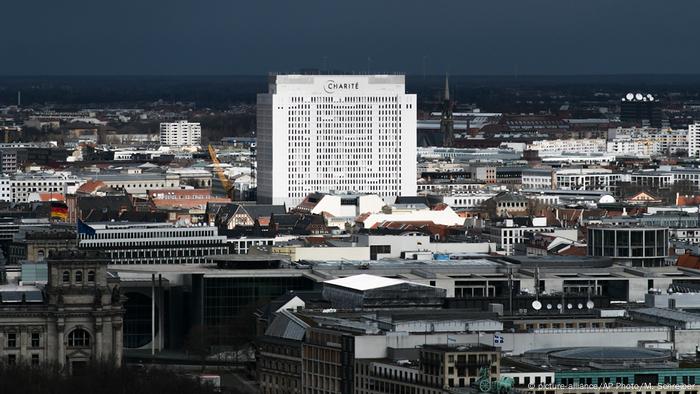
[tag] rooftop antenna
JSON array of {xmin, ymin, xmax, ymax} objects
[
  {"xmin": 560, "ymin": 291, "xmax": 565, "ymax": 315},
  {"xmin": 507, "ymin": 267, "xmax": 514, "ymax": 315},
  {"xmin": 444, "ymin": 73, "xmax": 450, "ymax": 101}
]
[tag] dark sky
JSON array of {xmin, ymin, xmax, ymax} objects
[{"xmin": 2, "ymin": 0, "xmax": 699, "ymax": 76}]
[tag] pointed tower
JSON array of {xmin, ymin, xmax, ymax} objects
[{"xmin": 440, "ymin": 74, "xmax": 455, "ymax": 147}]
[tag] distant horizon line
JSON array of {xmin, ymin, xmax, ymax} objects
[{"xmin": 2, "ymin": 72, "xmax": 700, "ymax": 78}]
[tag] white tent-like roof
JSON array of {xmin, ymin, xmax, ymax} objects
[{"xmin": 324, "ymin": 274, "xmax": 410, "ymax": 291}]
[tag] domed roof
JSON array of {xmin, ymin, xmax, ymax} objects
[
  {"xmin": 548, "ymin": 347, "xmax": 671, "ymax": 366},
  {"xmin": 598, "ymin": 195, "xmax": 616, "ymax": 204}
]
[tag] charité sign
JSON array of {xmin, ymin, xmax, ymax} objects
[{"xmin": 324, "ymin": 80, "xmax": 359, "ymax": 93}]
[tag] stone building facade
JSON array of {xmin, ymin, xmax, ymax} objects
[{"xmin": 0, "ymin": 250, "xmax": 123, "ymax": 372}]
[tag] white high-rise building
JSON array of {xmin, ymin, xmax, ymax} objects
[
  {"xmin": 689, "ymin": 122, "xmax": 700, "ymax": 158},
  {"xmin": 159, "ymin": 120, "xmax": 201, "ymax": 146},
  {"xmin": 257, "ymin": 75, "xmax": 417, "ymax": 206}
]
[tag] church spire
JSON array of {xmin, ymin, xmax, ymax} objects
[
  {"xmin": 444, "ymin": 73, "xmax": 450, "ymax": 101},
  {"xmin": 440, "ymin": 73, "xmax": 454, "ymax": 147}
]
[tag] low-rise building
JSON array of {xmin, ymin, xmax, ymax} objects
[
  {"xmin": 483, "ymin": 217, "xmax": 560, "ymax": 255},
  {"xmin": 587, "ymin": 226, "xmax": 669, "ymax": 267},
  {"xmin": 89, "ymin": 173, "xmax": 180, "ymax": 197},
  {"xmin": 322, "ymin": 274, "xmax": 447, "ymax": 310},
  {"xmin": 159, "ymin": 120, "xmax": 201, "ymax": 146},
  {"xmin": 293, "ymin": 193, "xmax": 386, "ymax": 219},
  {"xmin": 555, "ymin": 168, "xmax": 622, "ymax": 194},
  {"xmin": 356, "ymin": 204, "xmax": 465, "ymax": 229},
  {"xmin": 527, "ymin": 138, "xmax": 607, "ymax": 156},
  {"xmin": 8, "ymin": 172, "xmax": 85, "ymax": 203},
  {"xmin": 77, "ymin": 222, "xmax": 228, "ymax": 264}
]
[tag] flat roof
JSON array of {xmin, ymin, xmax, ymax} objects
[
  {"xmin": 106, "ymin": 259, "xmax": 700, "ymax": 285},
  {"xmin": 324, "ymin": 274, "xmax": 408, "ymax": 291},
  {"xmin": 307, "ymin": 258, "xmax": 506, "ymax": 269},
  {"xmin": 631, "ymin": 307, "xmax": 700, "ymax": 323}
]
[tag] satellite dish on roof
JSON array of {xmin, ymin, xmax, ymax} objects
[
  {"xmin": 577, "ymin": 303, "xmax": 583, "ymax": 309},
  {"xmin": 647, "ymin": 94, "xmax": 654, "ymax": 101},
  {"xmin": 586, "ymin": 300, "xmax": 594, "ymax": 309},
  {"xmin": 625, "ymin": 93, "xmax": 634, "ymax": 101},
  {"xmin": 567, "ymin": 303, "xmax": 573, "ymax": 309},
  {"xmin": 532, "ymin": 300, "xmax": 542, "ymax": 310},
  {"xmin": 557, "ymin": 303, "xmax": 563, "ymax": 310},
  {"xmin": 546, "ymin": 304, "xmax": 553, "ymax": 310},
  {"xmin": 635, "ymin": 93, "xmax": 643, "ymax": 101}
]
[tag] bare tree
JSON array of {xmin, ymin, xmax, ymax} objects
[
  {"xmin": 185, "ymin": 324, "xmax": 215, "ymax": 372},
  {"xmin": 0, "ymin": 361, "xmax": 224, "ymax": 394}
]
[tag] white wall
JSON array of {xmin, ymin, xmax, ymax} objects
[
  {"xmin": 257, "ymin": 75, "xmax": 417, "ymax": 207},
  {"xmin": 673, "ymin": 329, "xmax": 700, "ymax": 354},
  {"xmin": 360, "ymin": 205, "xmax": 464, "ymax": 228},
  {"xmin": 309, "ymin": 194, "xmax": 386, "ymax": 217},
  {"xmin": 353, "ymin": 327, "xmax": 670, "ymax": 358},
  {"xmin": 293, "ymin": 246, "xmax": 371, "ymax": 262}
]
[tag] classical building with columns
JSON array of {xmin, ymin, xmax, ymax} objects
[{"xmin": 0, "ymin": 250, "xmax": 124, "ymax": 372}]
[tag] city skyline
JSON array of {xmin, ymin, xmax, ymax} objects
[{"xmin": 6, "ymin": 1, "xmax": 700, "ymax": 392}]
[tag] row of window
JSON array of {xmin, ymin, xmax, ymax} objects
[
  {"xmin": 306, "ymin": 97, "xmax": 402, "ymax": 103},
  {"xmin": 559, "ymin": 376, "xmax": 696, "ymax": 386},
  {"xmin": 83, "ymin": 239, "xmax": 223, "ymax": 248},
  {"xmin": 62, "ymin": 270, "xmax": 96, "ymax": 283},
  {"xmin": 5, "ymin": 353, "xmax": 41, "ymax": 366},
  {"xmin": 5, "ymin": 332, "xmax": 41, "ymax": 348},
  {"xmin": 81, "ymin": 229, "xmax": 216, "ymax": 239},
  {"xmin": 104, "ymin": 247, "xmax": 227, "ymax": 259},
  {"xmin": 4, "ymin": 329, "xmax": 89, "ymax": 349}
]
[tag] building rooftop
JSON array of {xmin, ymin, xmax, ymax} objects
[
  {"xmin": 324, "ymin": 274, "xmax": 411, "ymax": 291},
  {"xmin": 0, "ymin": 285, "xmax": 43, "ymax": 304},
  {"xmin": 522, "ymin": 346, "xmax": 674, "ymax": 368},
  {"xmin": 422, "ymin": 343, "xmax": 498, "ymax": 353},
  {"xmin": 550, "ymin": 346, "xmax": 669, "ymax": 362},
  {"xmin": 631, "ymin": 307, "xmax": 700, "ymax": 323}
]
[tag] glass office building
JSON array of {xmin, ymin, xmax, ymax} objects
[
  {"xmin": 197, "ymin": 274, "xmax": 316, "ymax": 344},
  {"xmin": 587, "ymin": 226, "xmax": 669, "ymax": 267}
]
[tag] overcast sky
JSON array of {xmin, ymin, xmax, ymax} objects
[{"xmin": 1, "ymin": 0, "xmax": 698, "ymax": 75}]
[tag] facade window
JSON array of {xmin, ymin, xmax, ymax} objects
[
  {"xmin": 7, "ymin": 354, "xmax": 16, "ymax": 365},
  {"xmin": 31, "ymin": 354, "xmax": 40, "ymax": 366},
  {"xmin": 62, "ymin": 271, "xmax": 70, "ymax": 282},
  {"xmin": 87, "ymin": 271, "xmax": 96, "ymax": 282},
  {"xmin": 31, "ymin": 332, "xmax": 40, "ymax": 348},
  {"xmin": 67, "ymin": 328, "xmax": 91, "ymax": 348},
  {"xmin": 7, "ymin": 332, "xmax": 17, "ymax": 348},
  {"xmin": 75, "ymin": 271, "xmax": 83, "ymax": 283}
]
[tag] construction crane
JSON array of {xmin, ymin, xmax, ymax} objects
[{"xmin": 208, "ymin": 144, "xmax": 233, "ymax": 199}]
